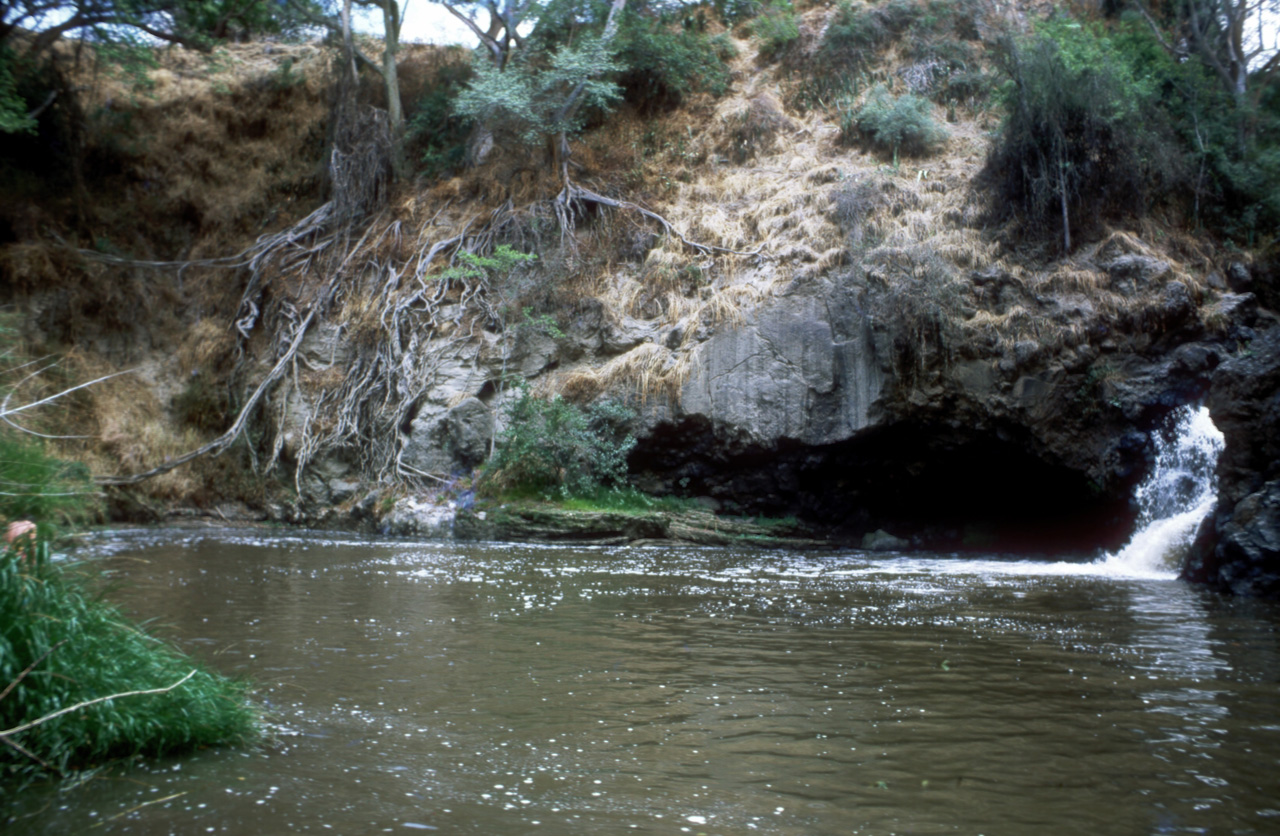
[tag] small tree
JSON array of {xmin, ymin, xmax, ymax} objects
[
  {"xmin": 483, "ymin": 387, "xmax": 636, "ymax": 498},
  {"xmin": 985, "ymin": 20, "xmax": 1176, "ymax": 252},
  {"xmin": 449, "ymin": 0, "xmax": 628, "ymax": 179},
  {"xmin": 455, "ymin": 34, "xmax": 622, "ymax": 146}
]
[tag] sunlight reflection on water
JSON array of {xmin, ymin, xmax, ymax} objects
[{"xmin": 5, "ymin": 529, "xmax": 1279, "ymax": 836}]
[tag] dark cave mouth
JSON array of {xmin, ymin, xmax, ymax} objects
[{"xmin": 630, "ymin": 420, "xmax": 1137, "ymax": 554}]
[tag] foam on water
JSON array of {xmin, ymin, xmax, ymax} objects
[
  {"xmin": 937, "ymin": 405, "xmax": 1224, "ymax": 582},
  {"xmin": 1094, "ymin": 405, "xmax": 1223, "ymax": 579}
]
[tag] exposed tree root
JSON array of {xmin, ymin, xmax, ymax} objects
[
  {"xmin": 555, "ymin": 182, "xmax": 763, "ymax": 259},
  {"xmin": 90, "ymin": 168, "xmax": 757, "ymax": 493}
]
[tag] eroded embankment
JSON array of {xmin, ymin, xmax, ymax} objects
[{"xmin": 1, "ymin": 23, "xmax": 1276, "ymax": 583}]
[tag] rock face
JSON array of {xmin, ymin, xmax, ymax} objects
[
  {"xmin": 680, "ymin": 292, "xmax": 884, "ymax": 446},
  {"xmin": 381, "ymin": 496, "xmax": 456, "ymax": 538},
  {"xmin": 1183, "ymin": 326, "xmax": 1280, "ymax": 596},
  {"xmin": 629, "ymin": 263, "xmax": 1257, "ymax": 553},
  {"xmin": 401, "ymin": 397, "xmax": 494, "ymax": 477}
]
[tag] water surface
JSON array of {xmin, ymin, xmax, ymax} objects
[{"xmin": 5, "ymin": 529, "xmax": 1280, "ymax": 835}]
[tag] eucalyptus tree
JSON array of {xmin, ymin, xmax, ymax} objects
[
  {"xmin": 0, "ymin": 0, "xmax": 318, "ymax": 134},
  {"xmin": 448, "ymin": 0, "xmax": 627, "ymax": 179},
  {"xmin": 1131, "ymin": 0, "xmax": 1279, "ymax": 148}
]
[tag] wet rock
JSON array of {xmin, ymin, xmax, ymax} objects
[
  {"xmin": 1182, "ymin": 326, "xmax": 1280, "ymax": 596},
  {"xmin": 381, "ymin": 496, "xmax": 455, "ymax": 537},
  {"xmin": 1213, "ymin": 483, "xmax": 1280, "ymax": 596},
  {"xmin": 862, "ymin": 529, "xmax": 908, "ymax": 551}
]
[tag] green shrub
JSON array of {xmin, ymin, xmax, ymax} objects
[
  {"xmin": 406, "ymin": 58, "xmax": 474, "ymax": 179},
  {"xmin": 1, "ymin": 550, "xmax": 258, "ymax": 779},
  {"xmin": 751, "ymin": 0, "xmax": 800, "ymax": 61},
  {"xmin": 984, "ymin": 20, "xmax": 1182, "ymax": 250},
  {"xmin": 0, "ymin": 323, "xmax": 255, "ymax": 779},
  {"xmin": 0, "ymin": 47, "xmax": 35, "ymax": 135},
  {"xmin": 848, "ymin": 84, "xmax": 947, "ymax": 161},
  {"xmin": 615, "ymin": 13, "xmax": 733, "ymax": 110},
  {"xmin": 482, "ymin": 387, "xmax": 636, "ymax": 498}
]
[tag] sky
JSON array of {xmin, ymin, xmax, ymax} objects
[{"xmin": 353, "ymin": 1, "xmax": 478, "ymax": 46}]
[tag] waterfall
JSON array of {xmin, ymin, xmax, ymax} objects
[{"xmin": 1098, "ymin": 405, "xmax": 1224, "ymax": 578}]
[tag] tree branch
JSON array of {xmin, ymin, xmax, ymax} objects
[
  {"xmin": 441, "ymin": 2, "xmax": 505, "ymax": 65},
  {"xmin": 0, "ymin": 671, "xmax": 198, "ymax": 739}
]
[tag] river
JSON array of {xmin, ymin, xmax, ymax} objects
[{"xmin": 4, "ymin": 529, "xmax": 1280, "ymax": 835}]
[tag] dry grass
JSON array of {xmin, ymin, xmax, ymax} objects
[
  {"xmin": 3, "ymin": 1, "xmax": 1241, "ymax": 506},
  {"xmin": 557, "ymin": 341, "xmax": 689, "ymax": 403}
]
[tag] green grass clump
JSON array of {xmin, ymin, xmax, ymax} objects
[
  {"xmin": 0, "ymin": 545, "xmax": 258, "ymax": 779},
  {"xmin": 558, "ymin": 487, "xmax": 699, "ymax": 515},
  {"xmin": 0, "ymin": 340, "xmax": 256, "ymax": 778}
]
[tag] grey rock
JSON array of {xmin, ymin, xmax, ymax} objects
[
  {"xmin": 1102, "ymin": 254, "xmax": 1170, "ymax": 286},
  {"xmin": 862, "ymin": 529, "xmax": 908, "ymax": 551},
  {"xmin": 681, "ymin": 293, "xmax": 884, "ymax": 446},
  {"xmin": 1226, "ymin": 261, "xmax": 1252, "ymax": 293},
  {"xmin": 1183, "ymin": 327, "xmax": 1280, "ymax": 596},
  {"xmin": 329, "ymin": 479, "xmax": 360, "ymax": 503},
  {"xmin": 402, "ymin": 397, "xmax": 494, "ymax": 477},
  {"xmin": 299, "ymin": 321, "xmax": 351, "ymax": 369},
  {"xmin": 382, "ymin": 496, "xmax": 455, "ymax": 537},
  {"xmin": 1161, "ymin": 280, "xmax": 1194, "ymax": 324}
]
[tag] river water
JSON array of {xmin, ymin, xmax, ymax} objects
[{"xmin": 5, "ymin": 530, "xmax": 1280, "ymax": 836}]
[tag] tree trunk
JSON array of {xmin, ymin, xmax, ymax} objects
[
  {"xmin": 380, "ymin": 0, "xmax": 405, "ymax": 173},
  {"xmin": 1058, "ymin": 162, "xmax": 1071, "ymax": 254}
]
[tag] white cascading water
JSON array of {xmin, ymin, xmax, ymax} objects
[{"xmin": 1094, "ymin": 405, "xmax": 1224, "ymax": 578}]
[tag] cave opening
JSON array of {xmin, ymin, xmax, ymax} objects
[{"xmin": 630, "ymin": 419, "xmax": 1137, "ymax": 554}]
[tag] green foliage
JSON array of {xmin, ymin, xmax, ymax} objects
[
  {"xmin": 406, "ymin": 59, "xmax": 474, "ymax": 179},
  {"xmin": 714, "ymin": 0, "xmax": 764, "ymax": 25},
  {"xmin": 615, "ymin": 12, "xmax": 733, "ymax": 110},
  {"xmin": 522, "ymin": 307, "xmax": 565, "ymax": 339},
  {"xmin": 95, "ymin": 39, "xmax": 161, "ymax": 97},
  {"xmin": 482, "ymin": 387, "xmax": 636, "ymax": 498},
  {"xmin": 455, "ymin": 35, "xmax": 622, "ymax": 147},
  {"xmin": 0, "ymin": 321, "xmax": 98, "ymax": 528},
  {"xmin": 820, "ymin": 0, "xmax": 918, "ymax": 73},
  {"xmin": 558, "ymin": 485, "xmax": 698, "ymax": 514},
  {"xmin": 173, "ymin": 0, "xmax": 315, "ymax": 41},
  {"xmin": 0, "ymin": 48, "xmax": 35, "ymax": 135},
  {"xmin": 751, "ymin": 0, "xmax": 800, "ymax": 61},
  {"xmin": 438, "ymin": 244, "xmax": 536, "ymax": 283},
  {"xmin": 849, "ymin": 84, "xmax": 947, "ymax": 160},
  {"xmin": 985, "ymin": 19, "xmax": 1181, "ymax": 245},
  {"xmin": 0, "ymin": 434, "xmax": 95, "ymax": 528},
  {"xmin": 1106, "ymin": 18, "xmax": 1280, "ymax": 244},
  {"xmin": 0, "ymin": 552, "xmax": 258, "ymax": 779}
]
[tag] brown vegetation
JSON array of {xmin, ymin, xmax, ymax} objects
[{"xmin": 0, "ymin": 1, "xmax": 1244, "ymax": 515}]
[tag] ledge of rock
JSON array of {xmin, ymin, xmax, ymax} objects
[{"xmin": 454, "ymin": 504, "xmax": 828, "ymax": 548}]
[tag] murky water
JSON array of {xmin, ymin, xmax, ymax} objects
[{"xmin": 5, "ymin": 528, "xmax": 1280, "ymax": 835}]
